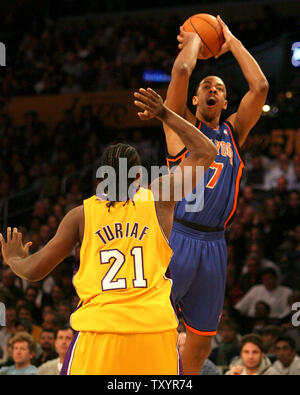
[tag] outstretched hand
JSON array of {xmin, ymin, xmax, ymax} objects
[
  {"xmin": 215, "ymin": 15, "xmax": 236, "ymax": 59},
  {"xmin": 0, "ymin": 227, "xmax": 32, "ymax": 265},
  {"xmin": 134, "ymin": 88, "xmax": 165, "ymax": 121}
]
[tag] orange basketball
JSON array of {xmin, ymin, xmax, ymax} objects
[{"xmin": 182, "ymin": 14, "xmax": 224, "ymax": 59}]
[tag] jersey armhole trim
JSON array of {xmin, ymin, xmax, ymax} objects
[
  {"xmin": 224, "ymin": 121, "xmax": 245, "ymax": 167},
  {"xmin": 166, "ymin": 148, "xmax": 189, "ymax": 171},
  {"xmin": 153, "ymin": 199, "xmax": 174, "ymax": 257}
]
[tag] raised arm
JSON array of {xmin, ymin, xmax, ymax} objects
[
  {"xmin": 163, "ymin": 27, "xmax": 202, "ymax": 155},
  {"xmin": 134, "ymin": 87, "xmax": 217, "ymax": 238},
  {"xmin": 0, "ymin": 206, "xmax": 83, "ymax": 281},
  {"xmin": 216, "ymin": 16, "xmax": 269, "ymax": 146}
]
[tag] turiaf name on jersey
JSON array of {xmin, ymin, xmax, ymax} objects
[{"xmin": 95, "ymin": 222, "xmax": 149, "ymax": 244}]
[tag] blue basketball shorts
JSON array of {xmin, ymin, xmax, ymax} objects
[{"xmin": 169, "ymin": 221, "xmax": 227, "ymax": 335}]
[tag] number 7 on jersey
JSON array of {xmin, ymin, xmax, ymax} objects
[{"xmin": 206, "ymin": 161, "xmax": 224, "ymax": 189}]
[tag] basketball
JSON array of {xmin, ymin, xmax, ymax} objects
[{"xmin": 182, "ymin": 13, "xmax": 225, "ymax": 59}]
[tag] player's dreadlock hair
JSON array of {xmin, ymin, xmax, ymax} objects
[{"xmin": 98, "ymin": 143, "xmax": 142, "ymax": 211}]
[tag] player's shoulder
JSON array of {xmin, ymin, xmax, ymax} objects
[{"xmin": 67, "ymin": 204, "xmax": 84, "ymax": 217}]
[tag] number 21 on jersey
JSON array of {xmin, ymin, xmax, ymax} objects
[{"xmin": 100, "ymin": 247, "xmax": 147, "ymax": 291}]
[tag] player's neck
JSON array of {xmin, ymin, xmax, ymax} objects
[{"xmin": 196, "ymin": 112, "xmax": 220, "ymax": 130}]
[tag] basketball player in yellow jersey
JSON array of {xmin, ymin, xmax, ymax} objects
[{"xmin": 0, "ymin": 88, "xmax": 217, "ymax": 375}]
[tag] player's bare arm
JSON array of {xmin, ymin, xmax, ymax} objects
[
  {"xmin": 216, "ymin": 16, "xmax": 269, "ymax": 146},
  {"xmin": 134, "ymin": 87, "xmax": 217, "ymax": 238},
  {"xmin": 163, "ymin": 28, "xmax": 202, "ymax": 155},
  {"xmin": 0, "ymin": 205, "xmax": 84, "ymax": 281}
]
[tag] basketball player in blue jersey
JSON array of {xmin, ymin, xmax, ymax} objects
[{"xmin": 164, "ymin": 15, "xmax": 269, "ymax": 374}]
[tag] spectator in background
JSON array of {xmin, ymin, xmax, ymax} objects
[
  {"xmin": 24, "ymin": 286, "xmax": 42, "ymax": 324},
  {"xmin": 0, "ymin": 268, "xmax": 23, "ymax": 305},
  {"xmin": 42, "ymin": 284, "xmax": 66, "ymax": 311},
  {"xmin": 234, "ymin": 268, "xmax": 293, "ymax": 321},
  {"xmin": 41, "ymin": 311, "xmax": 67, "ymax": 333},
  {"xmin": 277, "ymin": 224, "xmax": 300, "ymax": 289},
  {"xmin": 34, "ymin": 329, "xmax": 57, "ymax": 367},
  {"xmin": 0, "ymin": 335, "xmax": 14, "ymax": 368},
  {"xmin": 0, "ymin": 306, "xmax": 16, "ymax": 361},
  {"xmin": 209, "ymin": 320, "xmax": 241, "ymax": 370},
  {"xmin": 38, "ymin": 327, "xmax": 74, "ymax": 375},
  {"xmin": 226, "ymin": 221, "xmax": 247, "ymax": 272},
  {"xmin": 272, "ymin": 337, "xmax": 300, "ymax": 375},
  {"xmin": 264, "ymin": 153, "xmax": 294, "ymax": 191},
  {"xmin": 60, "ymin": 73, "xmax": 81, "ymax": 94},
  {"xmin": 290, "ymin": 159, "xmax": 300, "ymax": 190},
  {"xmin": 239, "ymin": 254, "xmax": 262, "ymax": 295},
  {"xmin": 273, "ymin": 176, "xmax": 290, "ymax": 205},
  {"xmin": 248, "ymin": 243, "xmax": 281, "ymax": 281},
  {"xmin": 260, "ymin": 325, "xmax": 282, "ymax": 363},
  {"xmin": 244, "ymin": 301, "xmax": 274, "ymax": 334},
  {"xmin": 41, "ymin": 311, "xmax": 56, "ymax": 331},
  {"xmin": 14, "ymin": 319, "xmax": 33, "ymax": 335},
  {"xmin": 225, "ymin": 334, "xmax": 278, "ymax": 375},
  {"xmin": 57, "ymin": 301, "xmax": 72, "ymax": 323},
  {"xmin": 16, "ymin": 304, "xmax": 42, "ymax": 342},
  {"xmin": 245, "ymin": 155, "xmax": 266, "ymax": 190},
  {"xmin": 279, "ymin": 191, "xmax": 300, "ymax": 234},
  {"xmin": 0, "ymin": 332, "xmax": 37, "ymax": 375}
]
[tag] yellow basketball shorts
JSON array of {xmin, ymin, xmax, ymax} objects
[{"xmin": 62, "ymin": 329, "xmax": 180, "ymax": 375}]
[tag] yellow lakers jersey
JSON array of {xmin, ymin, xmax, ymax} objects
[{"xmin": 70, "ymin": 188, "xmax": 178, "ymax": 334}]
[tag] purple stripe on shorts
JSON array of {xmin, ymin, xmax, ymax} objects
[
  {"xmin": 179, "ymin": 353, "xmax": 184, "ymax": 375},
  {"xmin": 165, "ymin": 266, "xmax": 177, "ymax": 314},
  {"xmin": 167, "ymin": 266, "xmax": 183, "ymax": 375},
  {"xmin": 60, "ymin": 330, "xmax": 79, "ymax": 375}
]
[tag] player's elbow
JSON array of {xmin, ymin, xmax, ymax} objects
[
  {"xmin": 194, "ymin": 143, "xmax": 217, "ymax": 166},
  {"xmin": 254, "ymin": 77, "xmax": 269, "ymax": 95},
  {"xmin": 172, "ymin": 61, "xmax": 193, "ymax": 77},
  {"xmin": 22, "ymin": 267, "xmax": 44, "ymax": 282}
]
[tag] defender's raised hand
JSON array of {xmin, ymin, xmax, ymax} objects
[
  {"xmin": 0, "ymin": 227, "xmax": 32, "ymax": 265},
  {"xmin": 134, "ymin": 88, "xmax": 165, "ymax": 121}
]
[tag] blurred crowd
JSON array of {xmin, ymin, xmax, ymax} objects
[
  {"xmin": 0, "ymin": 2, "xmax": 298, "ymax": 100},
  {"xmin": 0, "ymin": 2, "xmax": 300, "ymax": 375}
]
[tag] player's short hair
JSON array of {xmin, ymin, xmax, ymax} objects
[{"xmin": 196, "ymin": 75, "xmax": 227, "ymax": 97}]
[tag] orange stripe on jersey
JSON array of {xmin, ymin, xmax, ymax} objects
[
  {"xmin": 224, "ymin": 162, "xmax": 244, "ymax": 228},
  {"xmin": 223, "ymin": 121, "xmax": 245, "ymax": 228},
  {"xmin": 224, "ymin": 121, "xmax": 244, "ymax": 167},
  {"xmin": 184, "ymin": 322, "xmax": 216, "ymax": 336}
]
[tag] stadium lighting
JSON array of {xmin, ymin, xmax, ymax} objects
[
  {"xmin": 262, "ymin": 104, "xmax": 270, "ymax": 112},
  {"xmin": 291, "ymin": 42, "xmax": 300, "ymax": 67}
]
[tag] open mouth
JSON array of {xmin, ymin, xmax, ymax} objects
[{"xmin": 207, "ymin": 97, "xmax": 217, "ymax": 107}]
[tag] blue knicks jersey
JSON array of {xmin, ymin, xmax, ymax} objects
[{"xmin": 166, "ymin": 120, "xmax": 244, "ymax": 228}]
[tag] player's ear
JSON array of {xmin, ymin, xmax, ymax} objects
[
  {"xmin": 223, "ymin": 100, "xmax": 228, "ymax": 110},
  {"xmin": 192, "ymin": 95, "xmax": 199, "ymax": 106}
]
